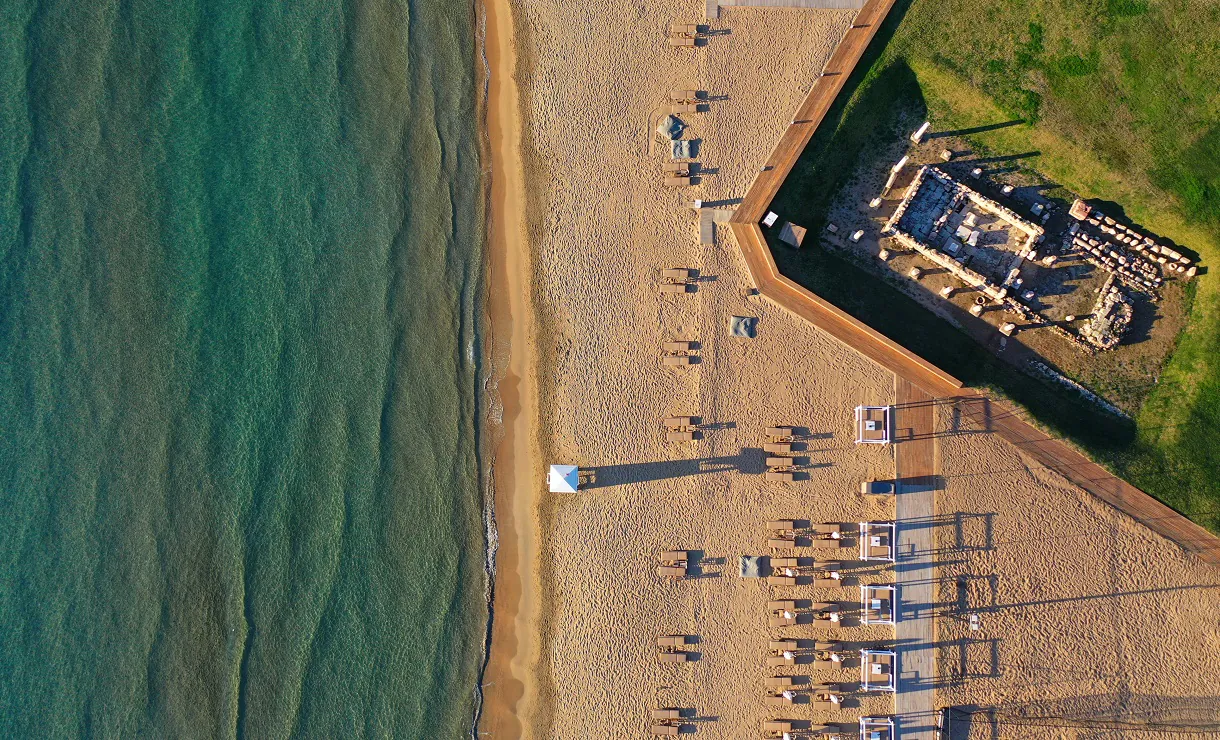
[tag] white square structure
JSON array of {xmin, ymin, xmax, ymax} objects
[
  {"xmin": 859, "ymin": 521, "xmax": 896, "ymax": 562},
  {"xmin": 854, "ymin": 405, "xmax": 892, "ymax": 444},
  {"xmin": 860, "ymin": 584, "xmax": 897, "ymax": 625},
  {"xmin": 861, "ymin": 650, "xmax": 897, "ymax": 692}
]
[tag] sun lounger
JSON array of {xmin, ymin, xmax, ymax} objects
[
  {"xmin": 809, "ymin": 660, "xmax": 838, "ymax": 670},
  {"xmin": 657, "ymin": 635, "xmax": 690, "ymax": 648},
  {"xmin": 763, "ymin": 443, "xmax": 793, "ymax": 455},
  {"xmin": 660, "ymin": 550, "xmax": 687, "ymax": 564},
  {"xmin": 808, "ymin": 538, "xmax": 846, "ymax": 550},
  {"xmin": 813, "ymin": 523, "xmax": 841, "ymax": 536},
  {"xmin": 669, "ymin": 89, "xmax": 699, "ymax": 102},
  {"xmin": 813, "ymin": 579, "xmax": 840, "ymax": 588},
  {"xmin": 766, "ymin": 426, "xmax": 795, "ymax": 439},
  {"xmin": 662, "ymin": 268, "xmax": 692, "ymax": 280},
  {"xmin": 767, "ymin": 575, "xmax": 797, "ymax": 586},
  {"xmin": 766, "ymin": 457, "xmax": 794, "ymax": 468},
  {"xmin": 766, "ymin": 471, "xmax": 795, "ymax": 483},
  {"xmin": 766, "ymin": 519, "xmax": 796, "ymax": 532},
  {"xmin": 763, "ymin": 720, "xmax": 794, "ymax": 733},
  {"xmin": 650, "ymin": 723, "xmax": 680, "ymax": 735},
  {"xmin": 813, "ymin": 641, "xmax": 840, "ymax": 651},
  {"xmin": 769, "ymin": 639, "xmax": 797, "ymax": 651},
  {"xmin": 651, "ymin": 708, "xmax": 682, "ymax": 720},
  {"xmin": 768, "ymin": 615, "xmax": 796, "ymax": 627},
  {"xmin": 666, "ymin": 36, "xmax": 697, "ymax": 47},
  {"xmin": 663, "ymin": 176, "xmax": 693, "ymax": 187},
  {"xmin": 658, "ymin": 651, "xmax": 690, "ymax": 663},
  {"xmin": 663, "ymin": 355, "xmax": 692, "ymax": 366},
  {"xmin": 767, "ymin": 655, "xmax": 794, "ymax": 667},
  {"xmin": 765, "ymin": 695, "xmax": 793, "ymax": 706},
  {"xmin": 770, "ymin": 557, "xmax": 798, "ymax": 568},
  {"xmin": 813, "ymin": 562, "xmax": 840, "ymax": 573},
  {"xmin": 766, "ymin": 676, "xmax": 795, "ymax": 689},
  {"xmin": 657, "ymin": 565, "xmax": 687, "ymax": 578},
  {"xmin": 667, "ymin": 430, "xmax": 696, "ymax": 442},
  {"xmin": 664, "ymin": 416, "xmax": 695, "ymax": 428},
  {"xmin": 669, "ymin": 23, "xmax": 699, "ymax": 35},
  {"xmin": 668, "ymin": 104, "xmax": 698, "ymax": 114},
  {"xmin": 659, "ymin": 282, "xmax": 689, "ymax": 294},
  {"xmin": 663, "ymin": 341, "xmax": 693, "ymax": 352},
  {"xmin": 662, "ymin": 163, "xmax": 691, "ymax": 177},
  {"xmin": 768, "ymin": 600, "xmax": 797, "ymax": 612},
  {"xmin": 767, "ymin": 537, "xmax": 796, "ymax": 548}
]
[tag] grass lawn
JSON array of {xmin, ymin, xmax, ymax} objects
[{"xmin": 770, "ymin": 0, "xmax": 1220, "ymax": 530}]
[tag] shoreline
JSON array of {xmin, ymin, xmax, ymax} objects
[{"xmin": 477, "ymin": 0, "xmax": 536, "ymax": 736}]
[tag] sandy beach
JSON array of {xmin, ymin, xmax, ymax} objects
[{"xmin": 481, "ymin": 0, "xmax": 1220, "ymax": 737}]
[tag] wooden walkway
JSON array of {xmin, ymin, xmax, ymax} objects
[
  {"xmin": 722, "ymin": 0, "xmax": 1220, "ymax": 564},
  {"xmin": 893, "ymin": 379, "xmax": 939, "ymax": 740}
]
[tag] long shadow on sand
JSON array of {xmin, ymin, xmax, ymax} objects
[{"xmin": 586, "ymin": 450, "xmax": 771, "ymax": 487}]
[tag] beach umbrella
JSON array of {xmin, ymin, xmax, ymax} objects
[{"xmin": 548, "ymin": 464, "xmax": 579, "ymax": 493}]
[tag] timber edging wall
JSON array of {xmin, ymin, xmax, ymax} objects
[{"xmin": 724, "ymin": 0, "xmax": 1220, "ymax": 563}]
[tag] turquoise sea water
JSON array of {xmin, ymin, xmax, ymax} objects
[{"xmin": 0, "ymin": 1, "xmax": 487, "ymax": 736}]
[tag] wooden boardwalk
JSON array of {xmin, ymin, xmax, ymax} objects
[
  {"xmin": 893, "ymin": 379, "xmax": 939, "ymax": 740},
  {"xmin": 722, "ymin": 0, "xmax": 1220, "ymax": 564}
]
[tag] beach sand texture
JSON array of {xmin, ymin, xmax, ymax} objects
[{"xmin": 488, "ymin": 0, "xmax": 1220, "ymax": 737}]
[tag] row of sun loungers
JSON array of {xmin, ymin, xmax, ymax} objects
[
  {"xmin": 666, "ymin": 23, "xmax": 701, "ymax": 47},
  {"xmin": 764, "ymin": 427, "xmax": 797, "ymax": 482}
]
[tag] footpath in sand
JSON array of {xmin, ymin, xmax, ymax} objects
[{"xmin": 484, "ymin": 0, "xmax": 1220, "ymax": 737}]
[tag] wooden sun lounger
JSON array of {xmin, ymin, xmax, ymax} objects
[
  {"xmin": 769, "ymin": 639, "xmax": 798, "ymax": 651},
  {"xmin": 768, "ymin": 615, "xmax": 796, "ymax": 627},
  {"xmin": 667, "ymin": 430, "xmax": 696, "ymax": 442},
  {"xmin": 768, "ymin": 537, "xmax": 796, "ymax": 548},
  {"xmin": 657, "ymin": 635, "xmax": 690, "ymax": 648},
  {"xmin": 662, "ymin": 267, "xmax": 692, "ymax": 280},
  {"xmin": 662, "ymin": 163, "xmax": 690, "ymax": 177},
  {"xmin": 763, "ymin": 443, "xmax": 793, "ymax": 454},
  {"xmin": 651, "ymin": 708, "xmax": 682, "ymax": 720},
  {"xmin": 669, "ymin": 23, "xmax": 699, "ymax": 35},
  {"xmin": 867, "ymin": 545, "xmax": 892, "ymax": 558},
  {"xmin": 663, "ymin": 355, "xmax": 692, "ymax": 366},
  {"xmin": 661, "ymin": 550, "xmax": 687, "ymax": 564},
  {"xmin": 766, "ymin": 457, "xmax": 794, "ymax": 468},
  {"xmin": 813, "ymin": 523, "xmax": 841, "ymax": 536},
  {"xmin": 659, "ymin": 282, "xmax": 689, "ymax": 294},
  {"xmin": 810, "ymin": 618, "xmax": 838, "ymax": 628},
  {"xmin": 650, "ymin": 723, "xmax": 680, "ymax": 735},
  {"xmin": 663, "ymin": 341, "xmax": 693, "ymax": 352},
  {"xmin": 808, "ymin": 539, "xmax": 846, "ymax": 550},
  {"xmin": 813, "ymin": 578, "xmax": 841, "ymax": 588},
  {"xmin": 763, "ymin": 720, "xmax": 794, "ymax": 733},
  {"xmin": 657, "ymin": 565, "xmax": 688, "ymax": 578},
  {"xmin": 770, "ymin": 557, "xmax": 798, "ymax": 568},
  {"xmin": 663, "ymin": 176, "xmax": 693, "ymax": 187},
  {"xmin": 668, "ymin": 104, "xmax": 698, "ymax": 114},
  {"xmin": 766, "ymin": 471, "xmax": 795, "ymax": 483},
  {"xmin": 813, "ymin": 641, "xmax": 840, "ymax": 651},
  {"xmin": 766, "ymin": 519, "xmax": 796, "ymax": 531},
  {"xmin": 767, "ymin": 655, "xmax": 794, "ymax": 667},
  {"xmin": 766, "ymin": 426, "xmax": 795, "ymax": 439},
  {"xmin": 658, "ymin": 651, "xmax": 690, "ymax": 663},
  {"xmin": 669, "ymin": 89, "xmax": 699, "ymax": 102},
  {"xmin": 766, "ymin": 676, "xmax": 795, "ymax": 688},
  {"xmin": 767, "ymin": 575, "xmax": 797, "ymax": 586},
  {"xmin": 664, "ymin": 416, "xmax": 694, "ymax": 428},
  {"xmin": 808, "ymin": 660, "xmax": 838, "ymax": 670},
  {"xmin": 666, "ymin": 36, "xmax": 697, "ymax": 47},
  {"xmin": 768, "ymin": 600, "xmax": 797, "ymax": 612},
  {"xmin": 765, "ymin": 695, "xmax": 793, "ymax": 706},
  {"xmin": 813, "ymin": 562, "xmax": 840, "ymax": 573}
]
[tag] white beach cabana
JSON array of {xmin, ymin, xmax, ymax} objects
[
  {"xmin": 860, "ymin": 716, "xmax": 895, "ymax": 740},
  {"xmin": 548, "ymin": 464, "xmax": 580, "ymax": 493},
  {"xmin": 860, "ymin": 584, "xmax": 897, "ymax": 625},
  {"xmin": 861, "ymin": 649, "xmax": 897, "ymax": 692}
]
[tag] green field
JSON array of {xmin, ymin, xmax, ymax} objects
[{"xmin": 771, "ymin": 0, "xmax": 1220, "ymax": 530}]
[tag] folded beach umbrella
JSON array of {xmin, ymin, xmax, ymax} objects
[{"xmin": 548, "ymin": 464, "xmax": 580, "ymax": 493}]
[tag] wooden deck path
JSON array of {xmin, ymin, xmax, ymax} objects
[
  {"xmin": 893, "ymin": 379, "xmax": 939, "ymax": 740},
  {"xmin": 720, "ymin": 0, "xmax": 1220, "ymax": 564}
]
